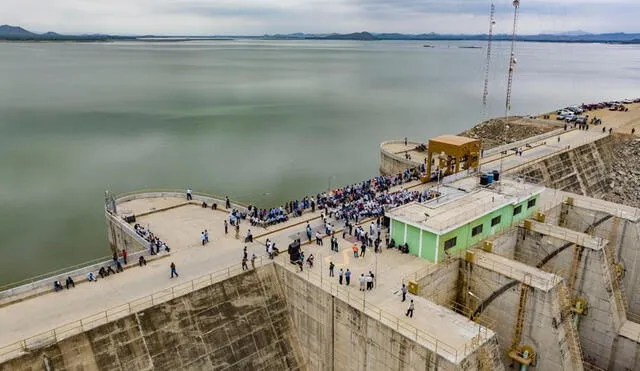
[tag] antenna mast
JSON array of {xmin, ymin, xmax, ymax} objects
[
  {"xmin": 482, "ymin": 3, "xmax": 496, "ymax": 116},
  {"xmin": 500, "ymin": 0, "xmax": 521, "ymax": 185}
]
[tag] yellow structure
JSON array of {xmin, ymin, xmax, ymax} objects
[{"xmin": 426, "ymin": 135, "xmax": 481, "ymax": 177}]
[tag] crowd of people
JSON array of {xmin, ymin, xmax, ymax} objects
[{"xmin": 134, "ymin": 224, "xmax": 170, "ymax": 255}]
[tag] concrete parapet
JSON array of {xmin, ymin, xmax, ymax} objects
[{"xmin": 379, "ymin": 140, "xmax": 422, "ymax": 176}]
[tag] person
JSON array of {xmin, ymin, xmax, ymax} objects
[
  {"xmin": 226, "ymin": 196, "xmax": 231, "ymax": 209},
  {"xmin": 201, "ymin": 231, "xmax": 206, "ymax": 246},
  {"xmin": 404, "ymin": 136, "xmax": 408, "ymax": 146},
  {"xmin": 107, "ymin": 266, "xmax": 116, "ymax": 275},
  {"xmin": 65, "ymin": 276, "xmax": 75, "ymax": 289},
  {"xmin": 359, "ymin": 274, "xmax": 366, "ymax": 291},
  {"xmin": 246, "ymin": 229, "xmax": 253, "ymax": 243},
  {"xmin": 112, "ymin": 252, "xmax": 118, "ymax": 265},
  {"xmin": 186, "ymin": 188, "xmax": 193, "ymax": 200},
  {"xmin": 116, "ymin": 260, "xmax": 124, "ymax": 273},
  {"xmin": 87, "ymin": 272, "xmax": 97, "ymax": 282},
  {"xmin": 98, "ymin": 267, "xmax": 107, "ymax": 278},
  {"xmin": 170, "ymin": 262, "xmax": 179, "ymax": 278},
  {"xmin": 609, "ymin": 127, "xmax": 613, "ymax": 134},
  {"xmin": 329, "ymin": 261, "xmax": 335, "ymax": 277},
  {"xmin": 406, "ymin": 300, "xmax": 414, "ymax": 318},
  {"xmin": 224, "ymin": 220, "xmax": 228, "ymax": 235},
  {"xmin": 235, "ymin": 224, "xmax": 240, "ymax": 239},
  {"xmin": 315, "ymin": 231, "xmax": 323, "ymax": 246},
  {"xmin": 139, "ymin": 256, "xmax": 147, "ymax": 267},
  {"xmin": 122, "ymin": 249, "xmax": 128, "ymax": 265},
  {"xmin": 368, "ymin": 271, "xmax": 375, "ymax": 290},
  {"xmin": 345, "ymin": 269, "xmax": 351, "ymax": 286},
  {"xmin": 204, "ymin": 229, "xmax": 209, "ymax": 244},
  {"xmin": 54, "ymin": 280, "xmax": 64, "ymax": 292},
  {"xmin": 251, "ymin": 253, "xmax": 257, "ymax": 269},
  {"xmin": 401, "ymin": 284, "xmax": 408, "ymax": 302},
  {"xmin": 243, "ymin": 246, "xmax": 248, "ymax": 260},
  {"xmin": 306, "ymin": 223, "xmax": 313, "ymax": 243},
  {"xmin": 338, "ymin": 269, "xmax": 344, "ymax": 285},
  {"xmin": 360, "ymin": 243, "xmax": 367, "ymax": 258},
  {"xmin": 242, "ymin": 256, "xmax": 249, "ymax": 271},
  {"xmin": 307, "ymin": 254, "xmax": 314, "ymax": 268},
  {"xmin": 352, "ymin": 244, "xmax": 359, "ymax": 258}
]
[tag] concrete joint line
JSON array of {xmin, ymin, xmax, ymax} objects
[{"xmin": 134, "ymin": 312, "xmax": 154, "ymax": 369}]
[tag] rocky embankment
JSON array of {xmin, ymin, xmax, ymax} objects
[
  {"xmin": 460, "ymin": 117, "xmax": 556, "ymax": 149},
  {"xmin": 603, "ymin": 136, "xmax": 640, "ymax": 208}
]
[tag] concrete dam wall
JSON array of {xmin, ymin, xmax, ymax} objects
[
  {"xmin": 0, "ymin": 264, "xmax": 305, "ymax": 371},
  {"xmin": 515, "ymin": 135, "xmax": 615, "ymax": 197},
  {"xmin": 1, "ymin": 262, "xmax": 482, "ymax": 371}
]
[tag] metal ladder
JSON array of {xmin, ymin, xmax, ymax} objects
[
  {"xmin": 567, "ymin": 244, "xmax": 582, "ymax": 292},
  {"xmin": 511, "ymin": 280, "xmax": 530, "ymax": 351},
  {"xmin": 558, "ymin": 282, "xmax": 584, "ymax": 366},
  {"xmin": 604, "ymin": 217, "xmax": 628, "ymax": 314}
]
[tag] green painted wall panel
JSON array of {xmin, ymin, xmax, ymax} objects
[
  {"xmin": 421, "ymin": 231, "xmax": 438, "ymax": 262},
  {"xmin": 406, "ymin": 225, "xmax": 421, "ymax": 256},
  {"xmin": 391, "ymin": 220, "xmax": 405, "ymax": 245}
]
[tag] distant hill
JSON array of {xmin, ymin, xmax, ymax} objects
[
  {"xmin": 0, "ymin": 24, "xmax": 135, "ymax": 41},
  {"xmin": 0, "ymin": 25, "xmax": 35, "ymax": 37},
  {"xmin": 2, "ymin": 25, "xmax": 640, "ymax": 44}
]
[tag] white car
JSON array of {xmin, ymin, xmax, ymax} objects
[
  {"xmin": 566, "ymin": 106, "xmax": 583, "ymax": 114},
  {"xmin": 557, "ymin": 109, "xmax": 573, "ymax": 116}
]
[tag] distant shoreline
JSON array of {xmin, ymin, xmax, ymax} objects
[{"xmin": 0, "ymin": 36, "xmax": 638, "ymax": 44}]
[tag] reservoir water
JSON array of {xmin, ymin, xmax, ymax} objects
[{"xmin": 1, "ymin": 40, "xmax": 639, "ymax": 284}]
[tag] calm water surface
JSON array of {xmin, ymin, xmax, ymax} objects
[{"xmin": 1, "ymin": 40, "xmax": 639, "ymax": 284}]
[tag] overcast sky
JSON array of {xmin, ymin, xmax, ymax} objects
[{"xmin": 5, "ymin": 0, "xmax": 639, "ymax": 35}]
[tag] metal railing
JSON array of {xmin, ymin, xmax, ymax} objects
[
  {"xmin": 0, "ymin": 256, "xmax": 112, "ymax": 293},
  {"xmin": 474, "ymin": 252, "xmax": 561, "ymax": 291},
  {"xmin": 114, "ymin": 189, "xmax": 250, "ymax": 209},
  {"xmin": 276, "ymin": 260, "xmax": 492, "ymax": 364},
  {"xmin": 0, "ymin": 256, "xmax": 268, "ymax": 363}
]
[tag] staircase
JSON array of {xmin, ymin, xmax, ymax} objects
[{"xmin": 602, "ymin": 217, "xmax": 627, "ymax": 323}]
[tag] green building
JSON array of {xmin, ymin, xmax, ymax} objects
[{"xmin": 387, "ymin": 178, "xmax": 543, "ymax": 263}]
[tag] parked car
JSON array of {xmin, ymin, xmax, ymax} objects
[
  {"xmin": 565, "ymin": 114, "xmax": 577, "ymax": 123},
  {"xmin": 575, "ymin": 116, "xmax": 587, "ymax": 124},
  {"xmin": 557, "ymin": 109, "xmax": 573, "ymax": 116},
  {"xmin": 566, "ymin": 106, "xmax": 583, "ymax": 114}
]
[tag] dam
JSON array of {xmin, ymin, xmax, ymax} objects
[{"xmin": 2, "ymin": 103, "xmax": 640, "ymax": 370}]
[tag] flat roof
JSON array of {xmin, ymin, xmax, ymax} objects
[
  {"xmin": 387, "ymin": 178, "xmax": 544, "ymax": 234},
  {"xmin": 429, "ymin": 135, "xmax": 480, "ymax": 146}
]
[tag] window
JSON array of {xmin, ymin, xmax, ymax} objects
[
  {"xmin": 491, "ymin": 215, "xmax": 501, "ymax": 226},
  {"xmin": 471, "ymin": 224, "xmax": 483, "ymax": 237},
  {"xmin": 527, "ymin": 198, "xmax": 536, "ymax": 209},
  {"xmin": 513, "ymin": 205, "xmax": 522, "ymax": 216},
  {"xmin": 444, "ymin": 237, "xmax": 457, "ymax": 250}
]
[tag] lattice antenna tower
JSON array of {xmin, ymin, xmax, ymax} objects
[
  {"xmin": 500, "ymin": 0, "xmax": 521, "ymax": 187},
  {"xmin": 481, "ymin": 3, "xmax": 496, "ymax": 116}
]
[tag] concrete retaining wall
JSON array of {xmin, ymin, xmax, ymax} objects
[
  {"xmin": 275, "ymin": 264, "xmax": 468, "ymax": 370},
  {"xmin": 379, "ymin": 140, "xmax": 421, "ymax": 176},
  {"xmin": 0, "ymin": 264, "xmax": 305, "ymax": 371},
  {"xmin": 414, "ymin": 259, "xmax": 460, "ymax": 307},
  {"xmin": 463, "ymin": 261, "xmax": 579, "ymax": 370},
  {"xmin": 515, "ymin": 135, "xmax": 614, "ymax": 197}
]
